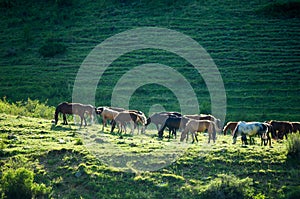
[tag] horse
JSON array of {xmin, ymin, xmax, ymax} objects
[
  {"xmin": 261, "ymin": 123, "xmax": 273, "ymax": 147},
  {"xmin": 158, "ymin": 116, "xmax": 189, "ymax": 139},
  {"xmin": 185, "ymin": 114, "xmax": 222, "ymax": 132},
  {"xmin": 222, "ymin": 122, "xmax": 238, "ymax": 135},
  {"xmin": 180, "ymin": 119, "xmax": 217, "ymax": 143},
  {"xmin": 291, "ymin": 122, "xmax": 300, "ymax": 133},
  {"xmin": 267, "ymin": 120, "xmax": 293, "ymax": 140},
  {"xmin": 232, "ymin": 121, "xmax": 271, "ymax": 147},
  {"xmin": 54, "ymin": 102, "xmax": 95, "ymax": 127},
  {"xmin": 111, "ymin": 111, "xmax": 147, "ymax": 135},
  {"xmin": 146, "ymin": 112, "xmax": 181, "ymax": 131},
  {"xmin": 95, "ymin": 107, "xmax": 121, "ymax": 130}
]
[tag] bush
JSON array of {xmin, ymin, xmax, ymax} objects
[
  {"xmin": 39, "ymin": 40, "xmax": 66, "ymax": 57},
  {"xmin": 286, "ymin": 133, "xmax": 300, "ymax": 159},
  {"xmin": 0, "ymin": 168, "xmax": 51, "ymax": 199},
  {"xmin": 0, "ymin": 97, "xmax": 54, "ymax": 119},
  {"xmin": 201, "ymin": 174, "xmax": 254, "ymax": 199}
]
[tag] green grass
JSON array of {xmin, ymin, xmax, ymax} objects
[{"xmin": 0, "ymin": 112, "xmax": 300, "ymax": 198}]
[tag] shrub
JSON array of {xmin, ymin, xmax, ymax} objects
[
  {"xmin": 39, "ymin": 40, "xmax": 67, "ymax": 57},
  {"xmin": 0, "ymin": 168, "xmax": 51, "ymax": 199},
  {"xmin": 0, "ymin": 97, "xmax": 54, "ymax": 119},
  {"xmin": 286, "ymin": 133, "xmax": 300, "ymax": 159},
  {"xmin": 201, "ymin": 174, "xmax": 254, "ymax": 199}
]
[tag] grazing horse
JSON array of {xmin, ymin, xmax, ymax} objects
[
  {"xmin": 180, "ymin": 119, "xmax": 217, "ymax": 143},
  {"xmin": 262, "ymin": 123, "xmax": 273, "ymax": 147},
  {"xmin": 185, "ymin": 114, "xmax": 222, "ymax": 132},
  {"xmin": 146, "ymin": 112, "xmax": 181, "ymax": 131},
  {"xmin": 222, "ymin": 122, "xmax": 238, "ymax": 135},
  {"xmin": 232, "ymin": 121, "xmax": 271, "ymax": 147},
  {"xmin": 267, "ymin": 120, "xmax": 293, "ymax": 140},
  {"xmin": 96, "ymin": 107, "xmax": 121, "ymax": 130},
  {"xmin": 111, "ymin": 111, "xmax": 147, "ymax": 135},
  {"xmin": 54, "ymin": 102, "xmax": 95, "ymax": 127},
  {"xmin": 158, "ymin": 116, "xmax": 189, "ymax": 139},
  {"xmin": 291, "ymin": 122, "xmax": 300, "ymax": 133}
]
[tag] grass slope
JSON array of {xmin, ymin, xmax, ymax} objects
[
  {"xmin": 0, "ymin": 113, "xmax": 300, "ymax": 198},
  {"xmin": 0, "ymin": 0, "xmax": 299, "ymax": 122}
]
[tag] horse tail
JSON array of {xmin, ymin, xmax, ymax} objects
[
  {"xmin": 223, "ymin": 123, "xmax": 229, "ymax": 135},
  {"xmin": 54, "ymin": 105, "xmax": 60, "ymax": 125}
]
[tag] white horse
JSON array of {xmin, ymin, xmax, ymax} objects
[{"xmin": 232, "ymin": 121, "xmax": 271, "ymax": 146}]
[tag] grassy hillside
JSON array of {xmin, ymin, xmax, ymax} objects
[
  {"xmin": 0, "ymin": 1, "xmax": 300, "ymax": 197},
  {"xmin": 0, "ymin": 0, "xmax": 299, "ymax": 122}
]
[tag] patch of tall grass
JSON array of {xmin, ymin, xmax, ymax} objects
[
  {"xmin": 286, "ymin": 133, "xmax": 300, "ymax": 159},
  {"xmin": 0, "ymin": 167, "xmax": 51, "ymax": 199},
  {"xmin": 201, "ymin": 174, "xmax": 255, "ymax": 199},
  {"xmin": 0, "ymin": 97, "xmax": 54, "ymax": 119}
]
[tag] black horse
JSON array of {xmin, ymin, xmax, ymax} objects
[{"xmin": 158, "ymin": 116, "xmax": 189, "ymax": 139}]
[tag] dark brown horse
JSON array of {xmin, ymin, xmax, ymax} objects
[
  {"xmin": 267, "ymin": 120, "xmax": 293, "ymax": 140},
  {"xmin": 54, "ymin": 102, "xmax": 95, "ymax": 127},
  {"xmin": 291, "ymin": 122, "xmax": 300, "ymax": 133},
  {"xmin": 222, "ymin": 122, "xmax": 238, "ymax": 135},
  {"xmin": 146, "ymin": 112, "xmax": 181, "ymax": 132}
]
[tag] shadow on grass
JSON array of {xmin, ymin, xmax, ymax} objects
[{"xmin": 39, "ymin": 148, "xmax": 195, "ymax": 199}]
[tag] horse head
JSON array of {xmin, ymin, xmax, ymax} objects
[
  {"xmin": 96, "ymin": 107, "xmax": 104, "ymax": 114},
  {"xmin": 180, "ymin": 128, "xmax": 188, "ymax": 142},
  {"xmin": 145, "ymin": 117, "xmax": 151, "ymax": 126}
]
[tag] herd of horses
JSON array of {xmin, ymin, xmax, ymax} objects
[{"xmin": 54, "ymin": 102, "xmax": 300, "ymax": 147}]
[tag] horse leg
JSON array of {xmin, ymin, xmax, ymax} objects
[
  {"xmin": 63, "ymin": 114, "xmax": 67, "ymax": 125},
  {"xmin": 79, "ymin": 116, "xmax": 83, "ymax": 128},
  {"xmin": 102, "ymin": 117, "xmax": 106, "ymax": 130},
  {"xmin": 82, "ymin": 114, "xmax": 87, "ymax": 127},
  {"xmin": 130, "ymin": 122, "xmax": 135, "ymax": 135},
  {"xmin": 213, "ymin": 131, "xmax": 216, "ymax": 143},
  {"xmin": 191, "ymin": 132, "xmax": 195, "ymax": 143},
  {"xmin": 268, "ymin": 134, "xmax": 272, "ymax": 147},
  {"xmin": 110, "ymin": 120, "xmax": 116, "ymax": 133}
]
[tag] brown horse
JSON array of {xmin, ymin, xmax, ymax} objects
[
  {"xmin": 222, "ymin": 122, "xmax": 238, "ymax": 135},
  {"xmin": 54, "ymin": 102, "xmax": 95, "ymax": 127},
  {"xmin": 96, "ymin": 107, "xmax": 122, "ymax": 130},
  {"xmin": 268, "ymin": 120, "xmax": 293, "ymax": 140},
  {"xmin": 111, "ymin": 111, "xmax": 147, "ymax": 135},
  {"xmin": 185, "ymin": 114, "xmax": 222, "ymax": 131},
  {"xmin": 180, "ymin": 119, "xmax": 217, "ymax": 143},
  {"xmin": 291, "ymin": 122, "xmax": 300, "ymax": 133}
]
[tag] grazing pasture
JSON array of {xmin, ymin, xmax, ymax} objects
[
  {"xmin": 0, "ymin": 110, "xmax": 300, "ymax": 198},
  {"xmin": 0, "ymin": 0, "xmax": 300, "ymax": 198}
]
